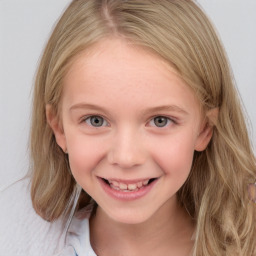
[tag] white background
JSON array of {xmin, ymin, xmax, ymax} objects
[{"xmin": 0, "ymin": 0, "xmax": 255, "ymax": 189}]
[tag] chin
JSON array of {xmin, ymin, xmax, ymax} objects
[{"xmin": 106, "ymin": 208, "xmax": 153, "ymax": 225}]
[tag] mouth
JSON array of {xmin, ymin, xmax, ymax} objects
[
  {"xmin": 98, "ymin": 177, "xmax": 159, "ymax": 201},
  {"xmin": 102, "ymin": 178, "xmax": 157, "ymax": 192}
]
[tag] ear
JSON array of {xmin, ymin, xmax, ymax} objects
[
  {"xmin": 195, "ymin": 108, "xmax": 219, "ymax": 152},
  {"xmin": 46, "ymin": 104, "xmax": 67, "ymax": 153}
]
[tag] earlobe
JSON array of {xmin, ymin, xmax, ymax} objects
[
  {"xmin": 46, "ymin": 104, "xmax": 67, "ymax": 153},
  {"xmin": 195, "ymin": 108, "xmax": 219, "ymax": 152}
]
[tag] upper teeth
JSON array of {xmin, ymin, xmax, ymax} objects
[{"xmin": 108, "ymin": 179, "xmax": 150, "ymax": 191}]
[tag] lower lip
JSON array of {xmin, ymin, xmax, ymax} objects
[{"xmin": 98, "ymin": 178, "xmax": 158, "ymax": 201}]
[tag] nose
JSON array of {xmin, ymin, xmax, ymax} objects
[{"xmin": 107, "ymin": 127, "xmax": 146, "ymax": 169}]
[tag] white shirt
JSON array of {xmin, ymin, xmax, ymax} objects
[
  {"xmin": 0, "ymin": 178, "xmax": 97, "ymax": 256},
  {"xmin": 57, "ymin": 216, "xmax": 96, "ymax": 256}
]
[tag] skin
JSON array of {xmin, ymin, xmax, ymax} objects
[{"xmin": 47, "ymin": 38, "xmax": 214, "ymax": 256}]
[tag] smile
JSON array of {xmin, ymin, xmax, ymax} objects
[
  {"xmin": 106, "ymin": 178, "xmax": 154, "ymax": 192},
  {"xmin": 99, "ymin": 177, "xmax": 159, "ymax": 201}
]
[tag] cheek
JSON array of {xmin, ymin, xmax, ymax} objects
[
  {"xmin": 151, "ymin": 134, "xmax": 196, "ymax": 179},
  {"xmin": 65, "ymin": 133, "xmax": 107, "ymax": 178}
]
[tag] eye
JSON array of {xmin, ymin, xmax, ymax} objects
[
  {"xmin": 149, "ymin": 116, "xmax": 172, "ymax": 128},
  {"xmin": 84, "ymin": 115, "xmax": 108, "ymax": 127}
]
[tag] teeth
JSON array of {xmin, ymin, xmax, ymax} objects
[
  {"xmin": 107, "ymin": 179, "xmax": 151, "ymax": 191},
  {"xmin": 110, "ymin": 184, "xmax": 120, "ymax": 191},
  {"xmin": 112, "ymin": 180, "xmax": 119, "ymax": 187},
  {"xmin": 137, "ymin": 182, "xmax": 143, "ymax": 188},
  {"xmin": 143, "ymin": 180, "xmax": 149, "ymax": 185},
  {"xmin": 119, "ymin": 183, "xmax": 128, "ymax": 190},
  {"xmin": 128, "ymin": 184, "xmax": 137, "ymax": 190}
]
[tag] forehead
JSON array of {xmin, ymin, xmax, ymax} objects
[
  {"xmin": 66, "ymin": 38, "xmax": 176, "ymax": 81},
  {"xmin": 62, "ymin": 38, "xmax": 200, "ymax": 113}
]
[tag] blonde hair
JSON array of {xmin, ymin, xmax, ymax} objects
[{"xmin": 30, "ymin": 0, "xmax": 256, "ymax": 255}]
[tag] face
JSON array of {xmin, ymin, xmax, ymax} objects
[{"xmin": 48, "ymin": 38, "xmax": 212, "ymax": 224}]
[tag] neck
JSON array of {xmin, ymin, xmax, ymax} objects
[{"xmin": 89, "ymin": 198, "xmax": 194, "ymax": 256}]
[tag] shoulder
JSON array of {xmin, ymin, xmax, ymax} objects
[{"xmin": 0, "ymin": 178, "xmax": 65, "ymax": 256}]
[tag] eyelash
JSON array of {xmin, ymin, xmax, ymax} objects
[{"xmin": 81, "ymin": 115, "xmax": 176, "ymax": 128}]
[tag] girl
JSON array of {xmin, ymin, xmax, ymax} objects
[{"xmin": 29, "ymin": 0, "xmax": 256, "ymax": 255}]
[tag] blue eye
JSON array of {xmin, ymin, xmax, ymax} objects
[
  {"xmin": 85, "ymin": 116, "xmax": 108, "ymax": 127},
  {"xmin": 150, "ymin": 116, "xmax": 172, "ymax": 127}
]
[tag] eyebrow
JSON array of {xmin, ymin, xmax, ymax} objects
[
  {"xmin": 69, "ymin": 103, "xmax": 113, "ymax": 119},
  {"xmin": 69, "ymin": 103, "xmax": 188, "ymax": 116},
  {"xmin": 141, "ymin": 105, "xmax": 188, "ymax": 116},
  {"xmin": 70, "ymin": 103, "xmax": 110, "ymax": 113}
]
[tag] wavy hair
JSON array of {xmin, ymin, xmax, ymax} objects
[{"xmin": 30, "ymin": 0, "xmax": 256, "ymax": 255}]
